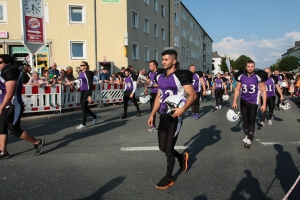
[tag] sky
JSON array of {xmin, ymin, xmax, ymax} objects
[{"xmin": 181, "ymin": 0, "xmax": 300, "ymax": 68}]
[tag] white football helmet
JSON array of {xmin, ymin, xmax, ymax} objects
[
  {"xmin": 164, "ymin": 95, "xmax": 187, "ymax": 115},
  {"xmin": 139, "ymin": 93, "xmax": 151, "ymax": 104},
  {"xmin": 206, "ymin": 90, "xmax": 212, "ymax": 95},
  {"xmin": 280, "ymin": 99, "xmax": 291, "ymax": 110},
  {"xmin": 222, "ymin": 94, "xmax": 229, "ymax": 101},
  {"xmin": 73, "ymin": 79, "xmax": 81, "ymax": 89},
  {"xmin": 281, "ymin": 82, "xmax": 287, "ymax": 87},
  {"xmin": 227, "ymin": 108, "xmax": 241, "ymax": 122}
]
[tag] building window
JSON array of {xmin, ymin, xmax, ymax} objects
[
  {"xmin": 161, "ymin": 4, "xmax": 165, "ymax": 17},
  {"xmin": 181, "ymin": 29, "xmax": 186, "ymax": 38},
  {"xmin": 174, "ymin": 13, "xmax": 179, "ymax": 27},
  {"xmin": 0, "ymin": 2, "xmax": 7, "ymax": 23},
  {"xmin": 174, "ymin": 0, "xmax": 180, "ymax": 6},
  {"xmin": 153, "ymin": 0, "xmax": 158, "ymax": 12},
  {"xmin": 161, "ymin": 28, "xmax": 165, "ymax": 41},
  {"xmin": 44, "ymin": 3, "xmax": 49, "ymax": 24},
  {"xmin": 174, "ymin": 34, "xmax": 179, "ymax": 47},
  {"xmin": 181, "ymin": 12, "xmax": 186, "ymax": 21},
  {"xmin": 154, "ymin": 23, "xmax": 158, "ymax": 38},
  {"xmin": 154, "ymin": 49, "xmax": 158, "ymax": 61},
  {"xmin": 144, "ymin": 18, "xmax": 149, "ymax": 33},
  {"xmin": 182, "ymin": 46, "xmax": 186, "ymax": 55},
  {"xmin": 132, "ymin": 43, "xmax": 139, "ymax": 60},
  {"xmin": 144, "ymin": 0, "xmax": 149, "ymax": 5},
  {"xmin": 70, "ymin": 41, "xmax": 86, "ymax": 60},
  {"xmin": 132, "ymin": 10, "xmax": 138, "ymax": 29},
  {"xmin": 144, "ymin": 46, "xmax": 149, "ymax": 61},
  {"xmin": 68, "ymin": 5, "xmax": 85, "ymax": 24}
]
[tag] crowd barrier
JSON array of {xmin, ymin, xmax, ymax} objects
[{"xmin": 21, "ymin": 83, "xmax": 147, "ymax": 113}]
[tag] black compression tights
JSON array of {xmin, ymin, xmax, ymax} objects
[
  {"xmin": 158, "ymin": 115, "xmax": 183, "ymax": 178},
  {"xmin": 240, "ymin": 99, "xmax": 258, "ymax": 140},
  {"xmin": 80, "ymin": 91, "xmax": 96, "ymax": 126},
  {"xmin": 150, "ymin": 93, "xmax": 157, "ymax": 127},
  {"xmin": 123, "ymin": 90, "xmax": 140, "ymax": 116},
  {"xmin": 191, "ymin": 92, "xmax": 200, "ymax": 113},
  {"xmin": 260, "ymin": 96, "xmax": 275, "ymax": 122},
  {"xmin": 215, "ymin": 89, "xmax": 223, "ymax": 106}
]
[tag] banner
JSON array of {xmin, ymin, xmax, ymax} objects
[{"xmin": 225, "ymin": 58, "xmax": 231, "ymax": 72}]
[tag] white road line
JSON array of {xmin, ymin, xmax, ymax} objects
[
  {"xmin": 260, "ymin": 142, "xmax": 281, "ymax": 146},
  {"xmin": 22, "ymin": 124, "xmax": 45, "ymax": 129},
  {"xmin": 120, "ymin": 146, "xmax": 194, "ymax": 151}
]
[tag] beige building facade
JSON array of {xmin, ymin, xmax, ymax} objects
[{"xmin": 0, "ymin": 0, "xmax": 211, "ymax": 74}]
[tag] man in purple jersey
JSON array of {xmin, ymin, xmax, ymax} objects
[
  {"xmin": 76, "ymin": 61, "xmax": 98, "ymax": 129},
  {"xmin": 189, "ymin": 65, "xmax": 206, "ymax": 119},
  {"xmin": 232, "ymin": 60, "xmax": 267, "ymax": 148},
  {"xmin": 259, "ymin": 68, "xmax": 283, "ymax": 127},
  {"xmin": 0, "ymin": 54, "xmax": 44, "ymax": 159},
  {"xmin": 120, "ymin": 68, "xmax": 140, "ymax": 119},
  {"xmin": 274, "ymin": 69, "xmax": 284, "ymax": 110},
  {"xmin": 148, "ymin": 49, "xmax": 196, "ymax": 190},
  {"xmin": 212, "ymin": 73, "xmax": 227, "ymax": 110},
  {"xmin": 144, "ymin": 60, "xmax": 161, "ymax": 132}
]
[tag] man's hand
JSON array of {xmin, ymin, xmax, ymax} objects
[
  {"xmin": 280, "ymin": 96, "xmax": 284, "ymax": 101},
  {"xmin": 148, "ymin": 115, "xmax": 154, "ymax": 127},
  {"xmin": 171, "ymin": 107, "xmax": 185, "ymax": 118},
  {"xmin": 202, "ymin": 91, "xmax": 206, "ymax": 96},
  {"xmin": 0, "ymin": 107, "xmax": 3, "ymax": 116},
  {"xmin": 232, "ymin": 102, "xmax": 238, "ymax": 109},
  {"xmin": 261, "ymin": 104, "xmax": 266, "ymax": 112},
  {"xmin": 144, "ymin": 91, "xmax": 148, "ymax": 95},
  {"xmin": 130, "ymin": 93, "xmax": 133, "ymax": 98},
  {"xmin": 88, "ymin": 96, "xmax": 93, "ymax": 103}
]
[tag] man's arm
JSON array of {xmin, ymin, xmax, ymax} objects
[
  {"xmin": 0, "ymin": 80, "xmax": 17, "ymax": 112},
  {"xmin": 275, "ymin": 84, "xmax": 284, "ymax": 101},
  {"xmin": 259, "ymin": 82, "xmax": 267, "ymax": 112},
  {"xmin": 223, "ymin": 82, "xmax": 227, "ymax": 94},
  {"xmin": 232, "ymin": 82, "xmax": 241, "ymax": 109},
  {"xmin": 148, "ymin": 89, "xmax": 161, "ymax": 127},
  {"xmin": 200, "ymin": 77, "xmax": 206, "ymax": 95},
  {"xmin": 171, "ymin": 84, "xmax": 196, "ymax": 118}
]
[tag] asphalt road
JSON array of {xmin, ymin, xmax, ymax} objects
[{"xmin": 1, "ymin": 94, "xmax": 300, "ymax": 200}]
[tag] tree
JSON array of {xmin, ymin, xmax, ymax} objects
[
  {"xmin": 234, "ymin": 55, "xmax": 251, "ymax": 70},
  {"xmin": 278, "ymin": 56, "xmax": 299, "ymax": 72},
  {"xmin": 220, "ymin": 57, "xmax": 236, "ymax": 73},
  {"xmin": 270, "ymin": 59, "xmax": 281, "ymax": 71}
]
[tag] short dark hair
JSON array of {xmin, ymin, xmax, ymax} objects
[
  {"xmin": 0, "ymin": 54, "xmax": 14, "ymax": 64},
  {"xmin": 189, "ymin": 64, "xmax": 195, "ymax": 68},
  {"xmin": 149, "ymin": 60, "xmax": 158, "ymax": 67},
  {"xmin": 246, "ymin": 60, "xmax": 255, "ymax": 66},
  {"xmin": 125, "ymin": 68, "xmax": 131, "ymax": 73},
  {"xmin": 121, "ymin": 67, "xmax": 126, "ymax": 70},
  {"xmin": 161, "ymin": 49, "xmax": 177, "ymax": 60}
]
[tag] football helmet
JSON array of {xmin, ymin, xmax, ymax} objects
[
  {"xmin": 279, "ymin": 99, "xmax": 291, "ymax": 110},
  {"xmin": 281, "ymin": 82, "xmax": 287, "ymax": 87},
  {"xmin": 227, "ymin": 108, "xmax": 241, "ymax": 122},
  {"xmin": 206, "ymin": 90, "xmax": 212, "ymax": 95},
  {"xmin": 73, "ymin": 79, "xmax": 81, "ymax": 89},
  {"xmin": 139, "ymin": 93, "xmax": 151, "ymax": 104},
  {"xmin": 222, "ymin": 94, "xmax": 229, "ymax": 101},
  {"xmin": 164, "ymin": 95, "xmax": 187, "ymax": 115}
]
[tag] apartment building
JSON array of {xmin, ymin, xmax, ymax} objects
[{"xmin": 0, "ymin": 0, "xmax": 212, "ymax": 73}]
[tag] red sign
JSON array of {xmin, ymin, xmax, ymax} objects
[
  {"xmin": 0, "ymin": 31, "xmax": 8, "ymax": 38},
  {"xmin": 25, "ymin": 16, "xmax": 44, "ymax": 43}
]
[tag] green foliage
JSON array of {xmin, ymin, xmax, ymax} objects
[
  {"xmin": 278, "ymin": 56, "xmax": 299, "ymax": 71},
  {"xmin": 270, "ymin": 59, "xmax": 280, "ymax": 71},
  {"xmin": 220, "ymin": 57, "xmax": 236, "ymax": 72},
  {"xmin": 234, "ymin": 55, "xmax": 251, "ymax": 70}
]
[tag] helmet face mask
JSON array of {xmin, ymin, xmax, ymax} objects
[
  {"xmin": 139, "ymin": 93, "xmax": 151, "ymax": 104},
  {"xmin": 206, "ymin": 90, "xmax": 211, "ymax": 95},
  {"xmin": 280, "ymin": 99, "xmax": 291, "ymax": 110},
  {"xmin": 164, "ymin": 95, "xmax": 187, "ymax": 115},
  {"xmin": 222, "ymin": 94, "xmax": 229, "ymax": 101},
  {"xmin": 74, "ymin": 79, "xmax": 81, "ymax": 89}
]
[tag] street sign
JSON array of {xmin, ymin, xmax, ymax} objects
[{"xmin": 21, "ymin": 0, "xmax": 46, "ymax": 54}]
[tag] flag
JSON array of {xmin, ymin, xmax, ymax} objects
[{"xmin": 225, "ymin": 58, "xmax": 231, "ymax": 72}]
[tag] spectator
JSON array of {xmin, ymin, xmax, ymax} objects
[
  {"xmin": 74, "ymin": 66, "xmax": 80, "ymax": 79},
  {"xmin": 48, "ymin": 62, "xmax": 60, "ymax": 78},
  {"xmin": 120, "ymin": 67, "xmax": 126, "ymax": 78},
  {"xmin": 110, "ymin": 73, "xmax": 116, "ymax": 83},
  {"xmin": 138, "ymin": 69, "xmax": 147, "ymax": 83},
  {"xmin": 41, "ymin": 70, "xmax": 55, "ymax": 86},
  {"xmin": 100, "ymin": 68, "xmax": 110, "ymax": 83},
  {"xmin": 22, "ymin": 64, "xmax": 31, "ymax": 84},
  {"xmin": 114, "ymin": 72, "xmax": 123, "ymax": 84},
  {"xmin": 93, "ymin": 69, "xmax": 99, "ymax": 83},
  {"xmin": 27, "ymin": 71, "xmax": 45, "ymax": 87},
  {"xmin": 128, "ymin": 65, "xmax": 134, "ymax": 72},
  {"xmin": 66, "ymin": 67, "xmax": 76, "ymax": 81},
  {"xmin": 57, "ymin": 70, "xmax": 72, "ymax": 86}
]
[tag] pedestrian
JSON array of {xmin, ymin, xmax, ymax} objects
[
  {"xmin": 232, "ymin": 60, "xmax": 267, "ymax": 148},
  {"xmin": 120, "ymin": 68, "xmax": 141, "ymax": 119},
  {"xmin": 22, "ymin": 64, "xmax": 31, "ymax": 84},
  {"xmin": 148, "ymin": 49, "xmax": 196, "ymax": 190},
  {"xmin": 76, "ymin": 61, "xmax": 98, "ymax": 129},
  {"xmin": 212, "ymin": 72, "xmax": 227, "ymax": 110},
  {"xmin": 0, "ymin": 54, "xmax": 45, "ymax": 159}
]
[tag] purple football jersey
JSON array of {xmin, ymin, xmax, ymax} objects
[
  {"xmin": 148, "ymin": 71, "xmax": 158, "ymax": 93},
  {"xmin": 79, "ymin": 72, "xmax": 90, "ymax": 91},
  {"xmin": 265, "ymin": 76, "xmax": 277, "ymax": 97},
  {"xmin": 214, "ymin": 78, "xmax": 224, "ymax": 90},
  {"xmin": 124, "ymin": 75, "xmax": 137, "ymax": 91},
  {"xmin": 192, "ymin": 73, "xmax": 200, "ymax": 92},
  {"xmin": 156, "ymin": 70, "xmax": 193, "ymax": 114}
]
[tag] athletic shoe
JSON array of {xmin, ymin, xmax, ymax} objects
[
  {"xmin": 136, "ymin": 112, "xmax": 141, "ymax": 117},
  {"xmin": 242, "ymin": 136, "xmax": 247, "ymax": 143},
  {"xmin": 0, "ymin": 152, "xmax": 10, "ymax": 159},
  {"xmin": 34, "ymin": 139, "xmax": 45, "ymax": 156},
  {"xmin": 219, "ymin": 105, "xmax": 222, "ymax": 109},
  {"xmin": 244, "ymin": 139, "xmax": 251, "ymax": 148},
  {"xmin": 76, "ymin": 124, "xmax": 86, "ymax": 129},
  {"xmin": 155, "ymin": 176, "xmax": 174, "ymax": 190},
  {"xmin": 215, "ymin": 106, "xmax": 219, "ymax": 110},
  {"xmin": 260, "ymin": 121, "xmax": 265, "ymax": 127},
  {"xmin": 268, "ymin": 120, "xmax": 272, "ymax": 125},
  {"xmin": 181, "ymin": 152, "xmax": 189, "ymax": 173},
  {"xmin": 93, "ymin": 115, "xmax": 98, "ymax": 125},
  {"xmin": 194, "ymin": 113, "xmax": 199, "ymax": 120},
  {"xmin": 148, "ymin": 127, "xmax": 157, "ymax": 132},
  {"xmin": 190, "ymin": 113, "xmax": 195, "ymax": 119}
]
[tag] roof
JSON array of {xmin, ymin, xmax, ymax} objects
[
  {"xmin": 180, "ymin": 2, "xmax": 213, "ymax": 42},
  {"xmin": 212, "ymin": 51, "xmax": 222, "ymax": 58}
]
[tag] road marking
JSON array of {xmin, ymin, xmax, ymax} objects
[
  {"xmin": 260, "ymin": 142, "xmax": 281, "ymax": 146},
  {"xmin": 22, "ymin": 124, "xmax": 45, "ymax": 129},
  {"xmin": 120, "ymin": 146, "xmax": 194, "ymax": 151},
  {"xmin": 258, "ymin": 141, "xmax": 300, "ymax": 146}
]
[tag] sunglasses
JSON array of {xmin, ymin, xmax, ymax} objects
[
  {"xmin": 0, "ymin": 61, "xmax": 4, "ymax": 64},
  {"xmin": 80, "ymin": 65, "xmax": 86, "ymax": 67}
]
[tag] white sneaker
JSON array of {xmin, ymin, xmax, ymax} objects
[
  {"xmin": 93, "ymin": 115, "xmax": 98, "ymax": 125},
  {"xmin": 215, "ymin": 106, "xmax": 219, "ymax": 110},
  {"xmin": 260, "ymin": 121, "xmax": 265, "ymax": 127},
  {"xmin": 244, "ymin": 139, "xmax": 251, "ymax": 148},
  {"xmin": 76, "ymin": 124, "xmax": 86, "ymax": 129},
  {"xmin": 219, "ymin": 105, "xmax": 222, "ymax": 109},
  {"xmin": 268, "ymin": 120, "xmax": 272, "ymax": 125},
  {"xmin": 242, "ymin": 136, "xmax": 247, "ymax": 143},
  {"xmin": 148, "ymin": 127, "xmax": 157, "ymax": 132}
]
